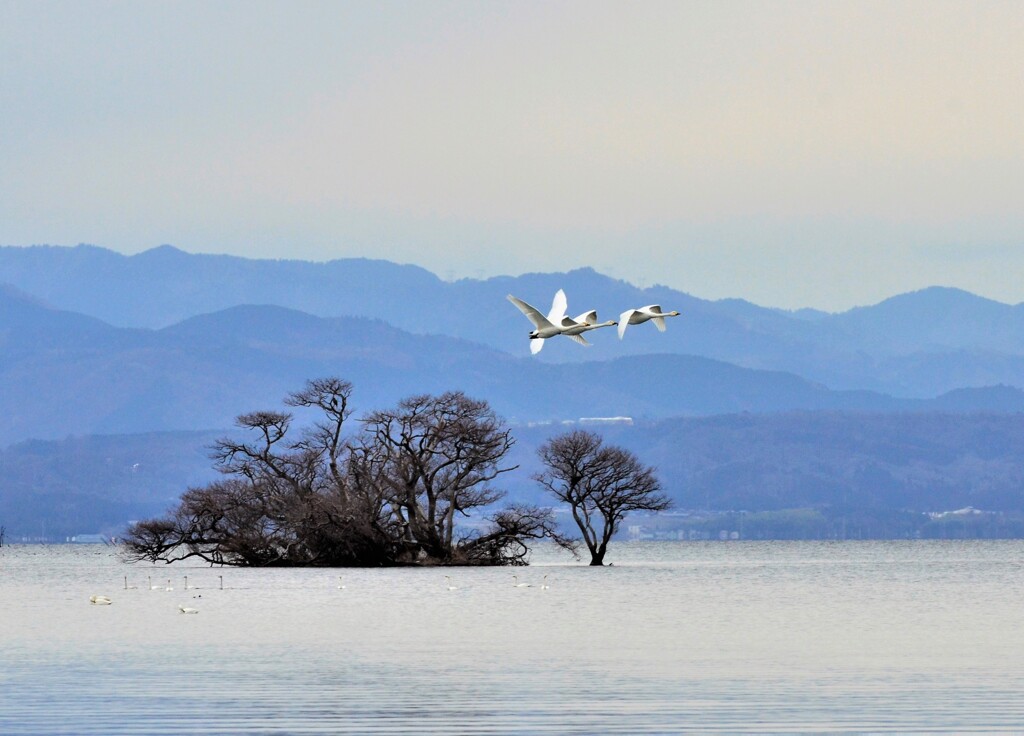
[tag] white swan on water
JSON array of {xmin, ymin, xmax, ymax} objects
[
  {"xmin": 445, "ymin": 575, "xmax": 458, "ymax": 591},
  {"xmin": 89, "ymin": 594, "xmax": 112, "ymax": 605},
  {"xmin": 337, "ymin": 577, "xmax": 346, "ymax": 590},
  {"xmin": 148, "ymin": 576, "xmax": 162, "ymax": 591},
  {"xmin": 164, "ymin": 580, "xmax": 173, "ymax": 592},
  {"xmin": 540, "ymin": 574, "xmax": 550, "ymax": 590},
  {"xmin": 123, "ymin": 576, "xmax": 137, "ymax": 590},
  {"xmin": 178, "ymin": 605, "xmax": 199, "ymax": 614},
  {"xmin": 618, "ymin": 305, "xmax": 681, "ymax": 338},
  {"xmin": 512, "ymin": 575, "xmax": 532, "ymax": 588}
]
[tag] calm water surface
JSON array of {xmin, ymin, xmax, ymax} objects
[{"xmin": 2, "ymin": 541, "xmax": 1023, "ymax": 734}]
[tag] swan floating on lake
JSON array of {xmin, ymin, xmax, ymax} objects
[
  {"xmin": 164, "ymin": 580, "xmax": 173, "ymax": 592},
  {"xmin": 89, "ymin": 594, "xmax": 112, "ymax": 605},
  {"xmin": 507, "ymin": 290, "xmax": 587, "ymax": 354},
  {"xmin": 178, "ymin": 605, "xmax": 199, "ymax": 614},
  {"xmin": 124, "ymin": 576, "xmax": 136, "ymax": 590},
  {"xmin": 540, "ymin": 574, "xmax": 550, "ymax": 590},
  {"xmin": 148, "ymin": 576, "xmax": 162, "ymax": 591},
  {"xmin": 512, "ymin": 575, "xmax": 532, "ymax": 588},
  {"xmin": 618, "ymin": 305, "xmax": 681, "ymax": 338},
  {"xmin": 337, "ymin": 577, "xmax": 346, "ymax": 590},
  {"xmin": 445, "ymin": 575, "xmax": 458, "ymax": 591}
]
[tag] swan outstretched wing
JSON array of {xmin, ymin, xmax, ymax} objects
[
  {"xmin": 652, "ymin": 316, "xmax": 667, "ymax": 331},
  {"xmin": 530, "ymin": 337, "xmax": 545, "ymax": 354},
  {"xmin": 618, "ymin": 309, "xmax": 638, "ymax": 339},
  {"xmin": 567, "ymin": 333, "xmax": 590, "ymax": 347},
  {"xmin": 507, "ymin": 294, "xmax": 555, "ymax": 330},
  {"xmin": 574, "ymin": 310, "xmax": 597, "ymax": 325},
  {"xmin": 547, "ymin": 289, "xmax": 568, "ymax": 323}
]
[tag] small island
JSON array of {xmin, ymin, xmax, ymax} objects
[{"xmin": 123, "ymin": 377, "xmax": 668, "ymax": 567}]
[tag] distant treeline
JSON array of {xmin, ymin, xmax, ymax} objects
[
  {"xmin": 4, "ymin": 411, "xmax": 1024, "ymax": 540},
  {"xmin": 583, "ymin": 411, "xmax": 1024, "ymax": 514},
  {"xmin": 632, "ymin": 507, "xmax": 1024, "ymax": 541}
]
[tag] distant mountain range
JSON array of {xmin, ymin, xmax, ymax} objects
[
  {"xmin": 4, "ymin": 284, "xmax": 1024, "ymax": 446},
  {"xmin": 4, "ymin": 243, "xmax": 1024, "ymax": 540},
  {"xmin": 3, "ymin": 244, "xmax": 1024, "ymax": 396}
]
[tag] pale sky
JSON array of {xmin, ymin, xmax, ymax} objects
[{"xmin": 2, "ymin": 0, "xmax": 1022, "ymax": 310}]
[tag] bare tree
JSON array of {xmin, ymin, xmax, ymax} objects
[
  {"xmin": 123, "ymin": 378, "xmax": 394, "ymax": 566},
  {"xmin": 535, "ymin": 429, "xmax": 670, "ymax": 565},
  {"xmin": 123, "ymin": 381, "xmax": 566, "ymax": 567},
  {"xmin": 358, "ymin": 391, "xmax": 531, "ymax": 563}
]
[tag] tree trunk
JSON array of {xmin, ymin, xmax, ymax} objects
[{"xmin": 589, "ymin": 549, "xmax": 605, "ymax": 566}]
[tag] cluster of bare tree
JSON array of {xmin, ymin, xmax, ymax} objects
[{"xmin": 123, "ymin": 378, "xmax": 667, "ymax": 567}]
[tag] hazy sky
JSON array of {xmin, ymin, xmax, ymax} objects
[{"xmin": 2, "ymin": 1, "xmax": 1022, "ymax": 310}]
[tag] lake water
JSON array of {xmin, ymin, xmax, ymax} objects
[{"xmin": 2, "ymin": 541, "xmax": 1023, "ymax": 734}]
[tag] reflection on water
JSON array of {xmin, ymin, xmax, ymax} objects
[{"xmin": 2, "ymin": 541, "xmax": 1024, "ymax": 734}]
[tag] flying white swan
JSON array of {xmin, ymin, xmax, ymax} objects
[
  {"xmin": 618, "ymin": 305, "xmax": 681, "ymax": 339},
  {"xmin": 445, "ymin": 575, "xmax": 458, "ymax": 591},
  {"xmin": 89, "ymin": 594, "xmax": 112, "ymax": 605},
  {"xmin": 507, "ymin": 290, "xmax": 588, "ymax": 354},
  {"xmin": 178, "ymin": 605, "xmax": 199, "ymax": 614},
  {"xmin": 512, "ymin": 575, "xmax": 532, "ymax": 588},
  {"xmin": 559, "ymin": 309, "xmax": 617, "ymax": 338}
]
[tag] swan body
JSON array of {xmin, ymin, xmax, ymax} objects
[
  {"xmin": 178, "ymin": 605, "xmax": 199, "ymax": 614},
  {"xmin": 559, "ymin": 311, "xmax": 617, "ymax": 338},
  {"xmin": 618, "ymin": 305, "xmax": 681, "ymax": 338},
  {"xmin": 89, "ymin": 594, "xmax": 112, "ymax": 605},
  {"xmin": 445, "ymin": 575, "xmax": 458, "ymax": 591},
  {"xmin": 512, "ymin": 575, "xmax": 532, "ymax": 588}
]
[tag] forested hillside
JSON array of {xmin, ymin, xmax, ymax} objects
[{"xmin": 4, "ymin": 413, "xmax": 1023, "ymax": 540}]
